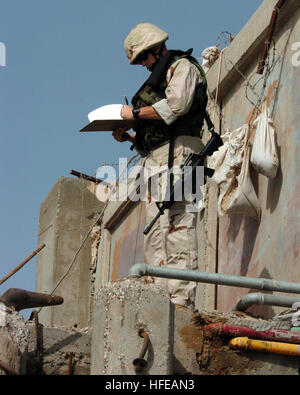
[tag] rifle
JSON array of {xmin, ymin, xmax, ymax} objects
[{"xmin": 144, "ymin": 119, "xmax": 223, "ymax": 235}]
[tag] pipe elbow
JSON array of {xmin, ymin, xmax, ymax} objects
[
  {"xmin": 128, "ymin": 263, "xmax": 147, "ymax": 278},
  {"xmin": 231, "ymin": 293, "xmax": 264, "ymax": 312}
]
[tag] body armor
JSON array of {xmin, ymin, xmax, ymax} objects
[{"xmin": 131, "ymin": 49, "xmax": 208, "ymax": 157}]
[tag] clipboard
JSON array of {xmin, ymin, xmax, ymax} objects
[
  {"xmin": 80, "ymin": 104, "xmax": 137, "ymax": 132},
  {"xmin": 80, "ymin": 119, "xmax": 136, "ymax": 132}
]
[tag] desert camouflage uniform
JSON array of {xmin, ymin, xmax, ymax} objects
[{"xmin": 143, "ymin": 58, "xmax": 204, "ymax": 307}]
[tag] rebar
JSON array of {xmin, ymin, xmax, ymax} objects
[
  {"xmin": 0, "ymin": 244, "xmax": 46, "ymax": 286},
  {"xmin": 132, "ymin": 329, "xmax": 150, "ymax": 373}
]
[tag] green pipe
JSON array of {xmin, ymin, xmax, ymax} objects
[{"xmin": 128, "ymin": 264, "xmax": 300, "ymax": 294}]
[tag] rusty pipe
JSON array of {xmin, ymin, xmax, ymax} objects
[
  {"xmin": 0, "ymin": 288, "xmax": 63, "ymax": 312},
  {"xmin": 67, "ymin": 352, "xmax": 74, "ymax": 375},
  {"xmin": 70, "ymin": 170, "xmax": 106, "ymax": 185},
  {"xmin": 257, "ymin": 0, "xmax": 286, "ymax": 74},
  {"xmin": 0, "ymin": 244, "xmax": 46, "ymax": 286},
  {"xmin": 133, "ymin": 329, "xmax": 150, "ymax": 373}
]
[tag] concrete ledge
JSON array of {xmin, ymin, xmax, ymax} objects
[{"xmin": 90, "ymin": 278, "xmax": 174, "ymax": 375}]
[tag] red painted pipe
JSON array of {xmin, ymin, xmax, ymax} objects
[{"xmin": 204, "ymin": 323, "xmax": 300, "ymax": 345}]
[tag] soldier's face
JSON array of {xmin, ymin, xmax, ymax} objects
[{"xmin": 140, "ymin": 52, "xmax": 157, "ymax": 71}]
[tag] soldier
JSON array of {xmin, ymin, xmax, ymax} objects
[{"xmin": 113, "ymin": 23, "xmax": 208, "ymax": 309}]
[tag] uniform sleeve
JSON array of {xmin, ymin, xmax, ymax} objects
[{"xmin": 152, "ymin": 58, "xmax": 201, "ymax": 125}]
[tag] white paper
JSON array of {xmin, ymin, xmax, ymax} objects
[{"xmin": 88, "ymin": 104, "xmax": 123, "ymax": 122}]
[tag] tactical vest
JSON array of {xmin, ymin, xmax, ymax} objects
[{"xmin": 131, "ymin": 49, "xmax": 208, "ymax": 157}]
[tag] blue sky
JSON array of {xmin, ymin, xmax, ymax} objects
[{"xmin": 0, "ymin": 0, "xmax": 263, "ymax": 317}]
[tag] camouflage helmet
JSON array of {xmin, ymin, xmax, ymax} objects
[{"xmin": 124, "ymin": 23, "xmax": 169, "ymax": 64}]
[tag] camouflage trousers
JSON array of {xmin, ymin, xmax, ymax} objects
[{"xmin": 143, "ymin": 136, "xmax": 204, "ymax": 307}]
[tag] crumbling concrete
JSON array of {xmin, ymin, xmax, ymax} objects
[
  {"xmin": 192, "ymin": 310, "xmax": 300, "ymax": 375},
  {"xmin": 0, "ymin": 302, "xmax": 91, "ymax": 375},
  {"xmin": 26, "ymin": 322, "xmax": 91, "ymax": 375},
  {"xmin": 0, "ymin": 302, "xmax": 29, "ymax": 375},
  {"xmin": 91, "ymin": 278, "xmax": 174, "ymax": 375},
  {"xmin": 90, "ymin": 278, "xmax": 300, "ymax": 376}
]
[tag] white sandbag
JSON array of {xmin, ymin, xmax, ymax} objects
[
  {"xmin": 222, "ymin": 143, "xmax": 261, "ymax": 221},
  {"xmin": 210, "ymin": 124, "xmax": 261, "ymax": 221},
  {"xmin": 250, "ymin": 103, "xmax": 279, "ymax": 179},
  {"xmin": 201, "ymin": 46, "xmax": 221, "ymax": 73}
]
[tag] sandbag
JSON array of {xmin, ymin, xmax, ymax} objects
[
  {"xmin": 250, "ymin": 103, "xmax": 279, "ymax": 179},
  {"xmin": 201, "ymin": 46, "xmax": 221, "ymax": 73},
  {"xmin": 223, "ymin": 142, "xmax": 261, "ymax": 220},
  {"xmin": 210, "ymin": 124, "xmax": 261, "ymax": 221}
]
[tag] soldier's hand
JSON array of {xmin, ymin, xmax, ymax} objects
[
  {"xmin": 121, "ymin": 105, "xmax": 134, "ymax": 120},
  {"xmin": 112, "ymin": 128, "xmax": 130, "ymax": 142}
]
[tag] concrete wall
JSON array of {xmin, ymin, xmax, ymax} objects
[
  {"xmin": 90, "ymin": 280, "xmax": 300, "ymax": 375},
  {"xmin": 204, "ymin": 0, "xmax": 300, "ymax": 316},
  {"xmin": 32, "ymin": 0, "xmax": 300, "ymax": 375},
  {"xmin": 36, "ymin": 177, "xmax": 104, "ymax": 328},
  {"xmin": 93, "ymin": 0, "xmax": 300, "ymax": 319},
  {"xmin": 94, "ymin": 182, "xmax": 145, "ymax": 288}
]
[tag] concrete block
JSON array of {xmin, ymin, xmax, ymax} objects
[
  {"xmin": 0, "ymin": 303, "xmax": 29, "ymax": 375},
  {"xmin": 36, "ymin": 177, "xmax": 104, "ymax": 328},
  {"xmin": 173, "ymin": 308, "xmax": 203, "ymax": 375},
  {"xmin": 91, "ymin": 278, "xmax": 174, "ymax": 375},
  {"xmin": 26, "ymin": 323, "xmax": 91, "ymax": 375}
]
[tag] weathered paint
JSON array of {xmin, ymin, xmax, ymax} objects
[
  {"xmin": 229, "ymin": 337, "xmax": 300, "ymax": 357},
  {"xmin": 110, "ymin": 202, "xmax": 145, "ymax": 282},
  {"xmin": 215, "ymin": 6, "xmax": 300, "ymax": 316}
]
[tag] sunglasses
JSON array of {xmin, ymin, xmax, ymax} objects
[{"xmin": 135, "ymin": 50, "xmax": 150, "ymax": 64}]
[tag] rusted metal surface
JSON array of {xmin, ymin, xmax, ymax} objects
[
  {"xmin": 132, "ymin": 329, "xmax": 150, "ymax": 373},
  {"xmin": 0, "ymin": 359, "xmax": 18, "ymax": 376},
  {"xmin": 0, "ymin": 244, "xmax": 46, "ymax": 286},
  {"xmin": 257, "ymin": 0, "xmax": 286, "ymax": 74},
  {"xmin": 204, "ymin": 323, "xmax": 300, "ymax": 344},
  {"xmin": 67, "ymin": 352, "xmax": 74, "ymax": 375},
  {"xmin": 33, "ymin": 310, "xmax": 42, "ymax": 373},
  {"xmin": 110, "ymin": 202, "xmax": 145, "ymax": 282},
  {"xmin": 70, "ymin": 169, "xmax": 105, "ymax": 185},
  {"xmin": 0, "ymin": 289, "xmax": 63, "ymax": 312}
]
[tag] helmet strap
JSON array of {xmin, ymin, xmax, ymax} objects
[{"xmin": 148, "ymin": 44, "xmax": 165, "ymax": 71}]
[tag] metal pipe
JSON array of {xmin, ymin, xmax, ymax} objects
[
  {"xmin": 70, "ymin": 170, "xmax": 106, "ymax": 185},
  {"xmin": 128, "ymin": 264, "xmax": 300, "ymax": 295},
  {"xmin": 229, "ymin": 337, "xmax": 300, "ymax": 357},
  {"xmin": 33, "ymin": 310, "xmax": 42, "ymax": 372},
  {"xmin": 67, "ymin": 352, "xmax": 74, "ymax": 375},
  {"xmin": 257, "ymin": 0, "xmax": 286, "ymax": 74},
  {"xmin": 0, "ymin": 288, "xmax": 64, "ymax": 312},
  {"xmin": 231, "ymin": 293, "xmax": 300, "ymax": 312},
  {"xmin": 0, "ymin": 244, "xmax": 46, "ymax": 286},
  {"xmin": 204, "ymin": 323, "xmax": 300, "ymax": 345}
]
